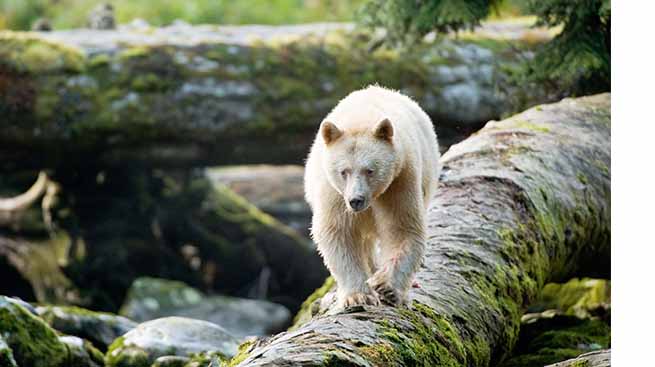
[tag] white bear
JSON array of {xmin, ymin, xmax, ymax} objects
[{"xmin": 304, "ymin": 85, "xmax": 440, "ymax": 307}]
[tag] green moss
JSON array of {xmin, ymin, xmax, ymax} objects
[
  {"xmin": 362, "ymin": 302, "xmax": 466, "ymax": 366},
  {"xmin": 184, "ymin": 351, "xmax": 227, "ymax": 367},
  {"xmin": 131, "ymin": 73, "xmax": 174, "ymax": 92},
  {"xmin": 358, "ymin": 343, "xmax": 397, "ymax": 366},
  {"xmin": 510, "ymin": 120, "xmax": 550, "ymax": 133},
  {"xmin": 0, "ymin": 31, "xmax": 84, "ymax": 73},
  {"xmin": 119, "ymin": 46, "xmax": 150, "ymax": 60},
  {"xmin": 571, "ymin": 359, "xmax": 591, "ymax": 367},
  {"xmin": 104, "ymin": 336, "xmax": 150, "ymax": 367},
  {"xmin": 0, "ymin": 297, "xmax": 68, "ymax": 367},
  {"xmin": 0, "ymin": 337, "xmax": 18, "ymax": 367},
  {"xmin": 225, "ymin": 340, "xmax": 255, "ymax": 367},
  {"xmin": 290, "ymin": 277, "xmax": 335, "ymax": 329},
  {"xmin": 592, "ymin": 159, "xmax": 610, "ymax": 176},
  {"xmin": 88, "ymin": 54, "xmax": 111, "ymax": 68},
  {"xmin": 84, "ymin": 339, "xmax": 106, "ymax": 365},
  {"xmin": 534, "ymin": 278, "xmax": 610, "ymax": 317}
]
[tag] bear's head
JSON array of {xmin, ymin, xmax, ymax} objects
[{"xmin": 320, "ymin": 118, "xmax": 399, "ymax": 212}]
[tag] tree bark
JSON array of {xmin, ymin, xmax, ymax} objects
[
  {"xmin": 545, "ymin": 349, "xmax": 610, "ymax": 367},
  {"xmin": 231, "ymin": 93, "xmax": 611, "ymax": 367}
]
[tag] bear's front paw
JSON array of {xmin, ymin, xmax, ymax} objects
[
  {"xmin": 342, "ymin": 291, "xmax": 380, "ymax": 308},
  {"xmin": 367, "ymin": 273, "xmax": 403, "ymax": 305}
]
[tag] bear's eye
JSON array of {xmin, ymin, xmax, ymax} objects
[
  {"xmin": 366, "ymin": 168, "xmax": 374, "ymax": 176},
  {"xmin": 340, "ymin": 169, "xmax": 349, "ymax": 178}
]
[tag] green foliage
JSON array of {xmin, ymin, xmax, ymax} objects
[
  {"xmin": 0, "ymin": 0, "xmax": 367, "ymax": 30},
  {"xmin": 358, "ymin": 0, "xmax": 502, "ymax": 45},
  {"xmin": 359, "ymin": 0, "xmax": 610, "ymax": 94},
  {"xmin": 525, "ymin": 0, "xmax": 610, "ymax": 94}
]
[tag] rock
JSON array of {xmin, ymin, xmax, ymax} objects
[
  {"xmin": 120, "ymin": 277, "xmax": 291, "ymax": 338},
  {"xmin": 0, "ymin": 295, "xmax": 68, "ymax": 367},
  {"xmin": 105, "ymin": 316, "xmax": 239, "ymax": 367},
  {"xmin": 37, "ymin": 305, "xmax": 137, "ymax": 350},
  {"xmin": 152, "ymin": 355, "xmax": 190, "ymax": 367},
  {"xmin": 0, "ymin": 295, "xmax": 100, "ymax": 367},
  {"xmin": 58, "ymin": 335, "xmax": 105, "ymax": 367},
  {"xmin": 205, "ymin": 165, "xmax": 310, "ymax": 237},
  {"xmin": 0, "ymin": 336, "xmax": 18, "ymax": 367},
  {"xmin": 5, "ymin": 296, "xmax": 38, "ymax": 315}
]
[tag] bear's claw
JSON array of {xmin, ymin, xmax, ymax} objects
[
  {"xmin": 367, "ymin": 274, "xmax": 402, "ymax": 305},
  {"xmin": 371, "ymin": 281, "xmax": 400, "ymax": 305},
  {"xmin": 343, "ymin": 292, "xmax": 380, "ymax": 307}
]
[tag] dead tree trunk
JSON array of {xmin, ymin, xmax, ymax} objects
[
  {"xmin": 231, "ymin": 93, "xmax": 611, "ymax": 367},
  {"xmin": 546, "ymin": 350, "xmax": 610, "ymax": 367}
]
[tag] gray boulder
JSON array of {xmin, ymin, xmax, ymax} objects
[
  {"xmin": 120, "ymin": 277, "xmax": 291, "ymax": 337},
  {"xmin": 58, "ymin": 335, "xmax": 105, "ymax": 367},
  {"xmin": 105, "ymin": 316, "xmax": 239, "ymax": 367},
  {"xmin": 37, "ymin": 305, "xmax": 137, "ymax": 350}
]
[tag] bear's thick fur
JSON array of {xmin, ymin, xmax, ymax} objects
[{"xmin": 304, "ymin": 85, "xmax": 440, "ymax": 307}]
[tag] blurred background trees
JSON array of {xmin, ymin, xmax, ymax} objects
[
  {"xmin": 360, "ymin": 0, "xmax": 610, "ymax": 96},
  {"xmin": 0, "ymin": 0, "xmax": 367, "ymax": 29}
]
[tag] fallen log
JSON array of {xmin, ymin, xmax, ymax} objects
[
  {"xmin": 545, "ymin": 349, "xmax": 610, "ymax": 367},
  {"xmin": 231, "ymin": 93, "xmax": 611, "ymax": 366},
  {"xmin": 0, "ymin": 21, "xmax": 561, "ymax": 170}
]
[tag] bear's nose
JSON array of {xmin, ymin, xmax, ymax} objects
[{"xmin": 349, "ymin": 197, "xmax": 366, "ymax": 211}]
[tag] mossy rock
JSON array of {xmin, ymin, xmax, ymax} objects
[
  {"xmin": 0, "ymin": 295, "xmax": 104, "ymax": 367},
  {"xmin": 119, "ymin": 277, "xmax": 291, "ymax": 337},
  {"xmin": 0, "ymin": 296, "xmax": 68, "ymax": 367},
  {"xmin": 37, "ymin": 304, "xmax": 137, "ymax": 350},
  {"xmin": 58, "ymin": 335, "xmax": 104, "ymax": 367},
  {"xmin": 0, "ymin": 31, "xmax": 84, "ymax": 73},
  {"xmin": 0, "ymin": 336, "xmax": 18, "ymax": 367},
  {"xmin": 105, "ymin": 316, "xmax": 238, "ymax": 367}
]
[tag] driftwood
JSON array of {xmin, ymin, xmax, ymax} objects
[
  {"xmin": 0, "ymin": 171, "xmax": 58, "ymax": 229},
  {"xmin": 231, "ymin": 93, "xmax": 610, "ymax": 366},
  {"xmin": 0, "ymin": 171, "xmax": 48, "ymax": 212},
  {"xmin": 546, "ymin": 349, "xmax": 610, "ymax": 367}
]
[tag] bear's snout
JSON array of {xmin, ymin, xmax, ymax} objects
[{"xmin": 348, "ymin": 196, "xmax": 368, "ymax": 212}]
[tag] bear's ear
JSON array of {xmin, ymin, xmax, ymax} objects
[
  {"xmin": 321, "ymin": 121, "xmax": 343, "ymax": 145},
  {"xmin": 373, "ymin": 118, "xmax": 394, "ymax": 142}
]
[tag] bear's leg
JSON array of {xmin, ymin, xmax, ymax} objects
[
  {"xmin": 369, "ymin": 190, "xmax": 426, "ymax": 305},
  {"xmin": 312, "ymin": 215, "xmax": 379, "ymax": 307}
]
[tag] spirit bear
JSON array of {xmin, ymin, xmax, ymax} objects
[{"xmin": 304, "ymin": 85, "xmax": 440, "ymax": 307}]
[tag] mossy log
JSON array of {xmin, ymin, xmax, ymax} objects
[
  {"xmin": 545, "ymin": 349, "xmax": 610, "ymax": 367},
  {"xmin": 230, "ymin": 94, "xmax": 610, "ymax": 366},
  {"xmin": 0, "ymin": 22, "xmax": 559, "ymax": 171}
]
